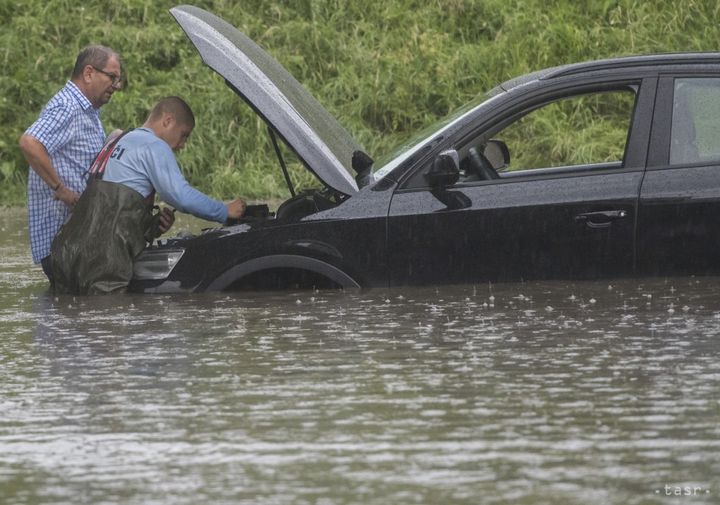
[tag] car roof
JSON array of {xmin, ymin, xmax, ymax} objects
[{"xmin": 493, "ymin": 52, "xmax": 720, "ymax": 93}]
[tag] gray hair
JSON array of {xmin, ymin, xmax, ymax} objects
[{"xmin": 71, "ymin": 45, "xmax": 121, "ymax": 78}]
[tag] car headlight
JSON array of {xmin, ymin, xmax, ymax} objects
[{"xmin": 133, "ymin": 248, "xmax": 185, "ymax": 280}]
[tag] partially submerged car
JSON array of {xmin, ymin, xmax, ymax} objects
[{"xmin": 130, "ymin": 4, "xmax": 720, "ymax": 293}]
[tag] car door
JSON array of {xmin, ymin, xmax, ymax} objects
[
  {"xmin": 638, "ymin": 74, "xmax": 720, "ymax": 276},
  {"xmin": 387, "ymin": 78, "xmax": 656, "ymax": 286}
]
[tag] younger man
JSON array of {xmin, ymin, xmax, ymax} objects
[{"xmin": 52, "ymin": 96, "xmax": 246, "ymax": 294}]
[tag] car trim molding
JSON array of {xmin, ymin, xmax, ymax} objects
[{"xmin": 205, "ymin": 254, "xmax": 361, "ymax": 291}]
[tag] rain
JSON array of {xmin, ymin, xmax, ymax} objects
[{"xmin": 1, "ymin": 209, "xmax": 718, "ymax": 505}]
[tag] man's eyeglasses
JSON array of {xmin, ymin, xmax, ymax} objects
[{"xmin": 92, "ymin": 66, "xmax": 123, "ymax": 87}]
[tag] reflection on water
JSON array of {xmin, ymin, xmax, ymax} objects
[{"xmin": 1, "ymin": 208, "xmax": 719, "ymax": 505}]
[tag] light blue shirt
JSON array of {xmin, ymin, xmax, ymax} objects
[
  {"xmin": 102, "ymin": 128, "xmax": 227, "ymax": 223},
  {"xmin": 25, "ymin": 81, "xmax": 105, "ymax": 263}
]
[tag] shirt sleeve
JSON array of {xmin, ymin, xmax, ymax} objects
[
  {"xmin": 25, "ymin": 102, "xmax": 74, "ymax": 155},
  {"xmin": 143, "ymin": 142, "xmax": 228, "ymax": 223}
]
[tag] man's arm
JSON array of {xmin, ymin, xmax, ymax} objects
[
  {"xmin": 145, "ymin": 144, "xmax": 234, "ymax": 223},
  {"xmin": 18, "ymin": 134, "xmax": 79, "ymax": 207}
]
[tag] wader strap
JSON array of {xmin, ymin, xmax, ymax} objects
[{"xmin": 86, "ymin": 129, "xmax": 133, "ymax": 181}]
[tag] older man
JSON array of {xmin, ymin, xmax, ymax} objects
[{"xmin": 19, "ymin": 45, "xmax": 123, "ymax": 284}]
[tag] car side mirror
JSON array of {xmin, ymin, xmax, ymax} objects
[
  {"xmin": 352, "ymin": 150, "xmax": 374, "ymax": 189},
  {"xmin": 484, "ymin": 139, "xmax": 510, "ymax": 171},
  {"xmin": 426, "ymin": 149, "xmax": 460, "ymax": 187}
]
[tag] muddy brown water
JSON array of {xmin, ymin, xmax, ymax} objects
[{"xmin": 1, "ymin": 207, "xmax": 718, "ymax": 504}]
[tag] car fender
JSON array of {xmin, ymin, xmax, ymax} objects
[{"xmin": 205, "ymin": 254, "xmax": 361, "ymax": 291}]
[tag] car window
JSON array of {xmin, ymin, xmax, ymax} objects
[
  {"xmin": 670, "ymin": 78, "xmax": 720, "ymax": 165},
  {"xmin": 400, "ymin": 87, "xmax": 639, "ymax": 190},
  {"xmin": 485, "ymin": 90, "xmax": 636, "ymax": 174}
]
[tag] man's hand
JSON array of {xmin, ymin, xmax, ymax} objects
[
  {"xmin": 53, "ymin": 185, "xmax": 80, "ymax": 207},
  {"xmin": 158, "ymin": 207, "xmax": 176, "ymax": 234},
  {"xmin": 226, "ymin": 199, "xmax": 247, "ymax": 220},
  {"xmin": 19, "ymin": 134, "xmax": 79, "ymax": 207}
]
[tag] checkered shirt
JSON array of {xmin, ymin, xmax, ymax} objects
[{"xmin": 25, "ymin": 81, "xmax": 105, "ymax": 263}]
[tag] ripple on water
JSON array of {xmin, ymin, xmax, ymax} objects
[{"xmin": 1, "ymin": 212, "xmax": 720, "ymax": 504}]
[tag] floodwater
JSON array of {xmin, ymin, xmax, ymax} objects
[{"xmin": 1, "ymin": 207, "xmax": 718, "ymax": 505}]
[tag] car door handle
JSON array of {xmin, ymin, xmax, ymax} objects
[{"xmin": 575, "ymin": 210, "xmax": 628, "ymax": 229}]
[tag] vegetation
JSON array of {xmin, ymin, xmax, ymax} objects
[
  {"xmin": 1, "ymin": 0, "xmax": 718, "ymax": 206},
  {"xmin": 500, "ymin": 90, "xmax": 636, "ymax": 170}
]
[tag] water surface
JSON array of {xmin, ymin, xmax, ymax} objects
[{"xmin": 1, "ymin": 208, "xmax": 718, "ymax": 504}]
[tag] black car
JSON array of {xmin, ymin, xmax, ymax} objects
[{"xmin": 130, "ymin": 4, "xmax": 720, "ymax": 293}]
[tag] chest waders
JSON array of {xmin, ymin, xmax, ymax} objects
[{"xmin": 51, "ymin": 131, "xmax": 162, "ymax": 295}]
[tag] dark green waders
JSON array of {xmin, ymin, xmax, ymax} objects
[{"xmin": 51, "ymin": 179, "xmax": 156, "ymax": 295}]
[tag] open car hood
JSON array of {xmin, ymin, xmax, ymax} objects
[{"xmin": 170, "ymin": 5, "xmax": 361, "ymax": 195}]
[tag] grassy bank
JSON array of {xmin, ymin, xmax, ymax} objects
[{"xmin": 1, "ymin": 0, "xmax": 718, "ymax": 206}]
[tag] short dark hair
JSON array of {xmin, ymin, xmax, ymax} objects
[
  {"xmin": 148, "ymin": 96, "xmax": 195, "ymax": 127},
  {"xmin": 72, "ymin": 45, "xmax": 121, "ymax": 79}
]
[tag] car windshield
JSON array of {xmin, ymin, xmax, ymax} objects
[{"xmin": 371, "ymin": 90, "xmax": 499, "ymax": 181}]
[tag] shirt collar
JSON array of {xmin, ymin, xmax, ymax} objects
[{"xmin": 66, "ymin": 81, "xmax": 95, "ymax": 111}]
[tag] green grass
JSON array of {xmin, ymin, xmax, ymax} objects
[{"xmin": 1, "ymin": 0, "xmax": 719, "ymax": 206}]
